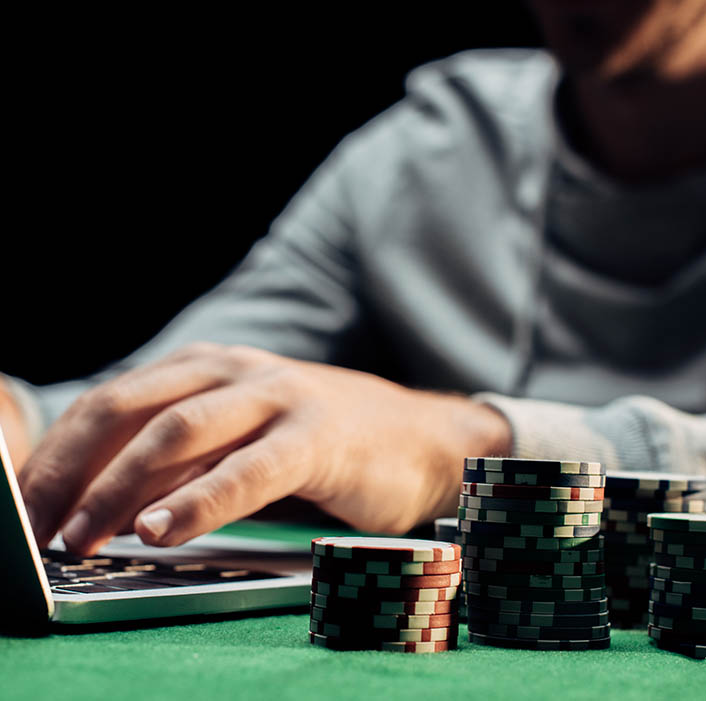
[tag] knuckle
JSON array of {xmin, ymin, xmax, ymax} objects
[
  {"xmin": 78, "ymin": 384, "xmax": 126, "ymax": 424},
  {"xmin": 240, "ymin": 451, "xmax": 280, "ymax": 489},
  {"xmin": 152, "ymin": 406, "xmax": 194, "ymax": 445},
  {"xmin": 200, "ymin": 479, "xmax": 229, "ymax": 519}
]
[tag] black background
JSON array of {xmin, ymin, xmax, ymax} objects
[{"xmin": 4, "ymin": 6, "xmax": 542, "ymax": 385}]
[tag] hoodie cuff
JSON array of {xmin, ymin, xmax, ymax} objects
[{"xmin": 471, "ymin": 392, "xmax": 706, "ymax": 475}]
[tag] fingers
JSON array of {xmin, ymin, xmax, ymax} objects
[
  {"xmin": 19, "ymin": 345, "xmax": 245, "ymax": 546},
  {"xmin": 60, "ymin": 382, "xmax": 284, "ymax": 555},
  {"xmin": 134, "ymin": 428, "xmax": 307, "ymax": 547}
]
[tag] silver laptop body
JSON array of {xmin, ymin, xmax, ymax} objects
[{"xmin": 0, "ymin": 429, "xmax": 311, "ymax": 627}]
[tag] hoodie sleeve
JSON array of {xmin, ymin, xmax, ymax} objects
[{"xmin": 474, "ymin": 392, "xmax": 706, "ymax": 475}]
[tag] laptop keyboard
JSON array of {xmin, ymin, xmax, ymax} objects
[{"xmin": 42, "ymin": 548, "xmax": 282, "ymax": 594}]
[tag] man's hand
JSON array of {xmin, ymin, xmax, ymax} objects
[
  {"xmin": 0, "ymin": 377, "xmax": 34, "ymax": 472},
  {"xmin": 18, "ymin": 343, "xmax": 511, "ymax": 555}
]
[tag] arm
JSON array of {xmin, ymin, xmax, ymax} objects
[{"xmin": 11, "ymin": 116, "xmax": 513, "ymax": 552}]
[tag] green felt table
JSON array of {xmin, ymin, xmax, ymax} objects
[{"xmin": 2, "ymin": 522, "xmax": 704, "ymax": 701}]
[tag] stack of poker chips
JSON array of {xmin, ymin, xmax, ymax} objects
[
  {"xmin": 309, "ymin": 536, "xmax": 461, "ymax": 653},
  {"xmin": 434, "ymin": 517, "xmax": 466, "ymax": 621},
  {"xmin": 460, "ymin": 457, "xmax": 610, "ymax": 651},
  {"xmin": 602, "ymin": 472, "xmax": 706, "ymax": 628},
  {"xmin": 434, "ymin": 517, "xmax": 460, "ymax": 545},
  {"xmin": 647, "ymin": 513, "xmax": 706, "ymax": 660}
]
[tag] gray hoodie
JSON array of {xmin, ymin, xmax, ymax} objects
[{"xmin": 11, "ymin": 49, "xmax": 706, "ymax": 474}]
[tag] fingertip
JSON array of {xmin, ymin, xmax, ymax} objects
[{"xmin": 136, "ymin": 507, "xmax": 174, "ymax": 544}]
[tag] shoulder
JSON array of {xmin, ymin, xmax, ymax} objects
[
  {"xmin": 405, "ymin": 48, "xmax": 558, "ymax": 108},
  {"xmin": 331, "ymin": 48, "xmax": 560, "ymax": 212},
  {"xmin": 347, "ymin": 48, "xmax": 558, "ymax": 149}
]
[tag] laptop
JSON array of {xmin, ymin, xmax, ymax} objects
[{"xmin": 0, "ymin": 429, "xmax": 312, "ymax": 628}]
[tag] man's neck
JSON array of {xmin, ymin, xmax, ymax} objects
[{"xmin": 564, "ymin": 69, "xmax": 706, "ymax": 183}]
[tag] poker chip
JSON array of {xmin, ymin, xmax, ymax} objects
[
  {"xmin": 653, "ymin": 541, "xmax": 706, "ymax": 558},
  {"xmin": 649, "ymin": 589, "xmax": 706, "ymax": 609},
  {"xmin": 650, "ymin": 528, "xmax": 706, "ymax": 546},
  {"xmin": 649, "ymin": 637, "xmax": 706, "ymax": 660},
  {"xmin": 312, "ymin": 554, "xmax": 461, "ymax": 576},
  {"xmin": 433, "ymin": 518, "xmax": 465, "ymax": 620},
  {"xmin": 309, "ymin": 632, "xmax": 456, "ymax": 653},
  {"xmin": 607, "ymin": 472, "xmax": 706, "ymax": 493},
  {"xmin": 652, "ymin": 551, "xmax": 706, "ymax": 570},
  {"xmin": 311, "ymin": 537, "xmax": 461, "ymax": 562},
  {"xmin": 462, "ymin": 541, "xmax": 604, "ymax": 563},
  {"xmin": 462, "ymin": 483, "xmax": 604, "ymax": 501},
  {"xmin": 469, "ymin": 630, "xmax": 611, "ymax": 651},
  {"xmin": 468, "ymin": 621, "xmax": 611, "ymax": 640},
  {"xmin": 647, "ymin": 513, "xmax": 706, "ymax": 533},
  {"xmin": 463, "ymin": 556, "xmax": 603, "ymax": 576},
  {"xmin": 311, "ymin": 578, "xmax": 458, "ymax": 601},
  {"xmin": 459, "ymin": 494, "xmax": 604, "ymax": 514},
  {"xmin": 647, "ymin": 614, "xmax": 706, "ymax": 637},
  {"xmin": 464, "ymin": 570, "xmax": 606, "ymax": 590},
  {"xmin": 309, "ymin": 620, "xmax": 459, "ymax": 642},
  {"xmin": 602, "ymin": 473, "xmax": 706, "ymax": 630},
  {"xmin": 310, "ymin": 592, "xmax": 458, "ymax": 616},
  {"xmin": 650, "ymin": 575, "xmax": 706, "ymax": 597},
  {"xmin": 311, "ymin": 567, "xmax": 462, "ymax": 590},
  {"xmin": 604, "ymin": 493, "xmax": 706, "ymax": 513},
  {"xmin": 464, "ymin": 593, "xmax": 609, "ymax": 616},
  {"xmin": 309, "ymin": 537, "xmax": 461, "ymax": 652},
  {"xmin": 459, "ymin": 532, "xmax": 600, "ymax": 551},
  {"xmin": 649, "ymin": 563, "xmax": 706, "ymax": 585},
  {"xmin": 647, "ymin": 625, "xmax": 706, "ymax": 660},
  {"xmin": 464, "ymin": 582, "xmax": 607, "ymax": 602},
  {"xmin": 433, "ymin": 517, "xmax": 460, "ymax": 544},
  {"xmin": 648, "ymin": 600, "xmax": 706, "ymax": 621},
  {"xmin": 458, "ymin": 506, "xmax": 601, "ymax": 526},
  {"xmin": 467, "ymin": 606, "xmax": 610, "ymax": 628},
  {"xmin": 459, "ymin": 518, "xmax": 600, "ymax": 539},
  {"xmin": 465, "ymin": 458, "xmax": 604, "ymax": 476},
  {"xmin": 463, "ymin": 469, "xmax": 606, "ymax": 489},
  {"xmin": 309, "ymin": 607, "xmax": 457, "ymax": 630}
]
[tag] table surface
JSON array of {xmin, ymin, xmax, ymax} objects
[{"xmin": 3, "ymin": 522, "xmax": 704, "ymax": 701}]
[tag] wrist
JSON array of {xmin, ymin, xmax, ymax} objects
[
  {"xmin": 470, "ymin": 402, "xmax": 513, "ymax": 458},
  {"xmin": 424, "ymin": 393, "xmax": 512, "ymax": 524}
]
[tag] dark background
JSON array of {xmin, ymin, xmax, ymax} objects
[{"xmin": 4, "ymin": 7, "xmax": 542, "ymax": 386}]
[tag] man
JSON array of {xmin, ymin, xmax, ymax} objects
[{"xmin": 2, "ymin": 0, "xmax": 705, "ymax": 557}]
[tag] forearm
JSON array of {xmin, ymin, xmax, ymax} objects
[{"xmin": 475, "ymin": 392, "xmax": 706, "ymax": 474}]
